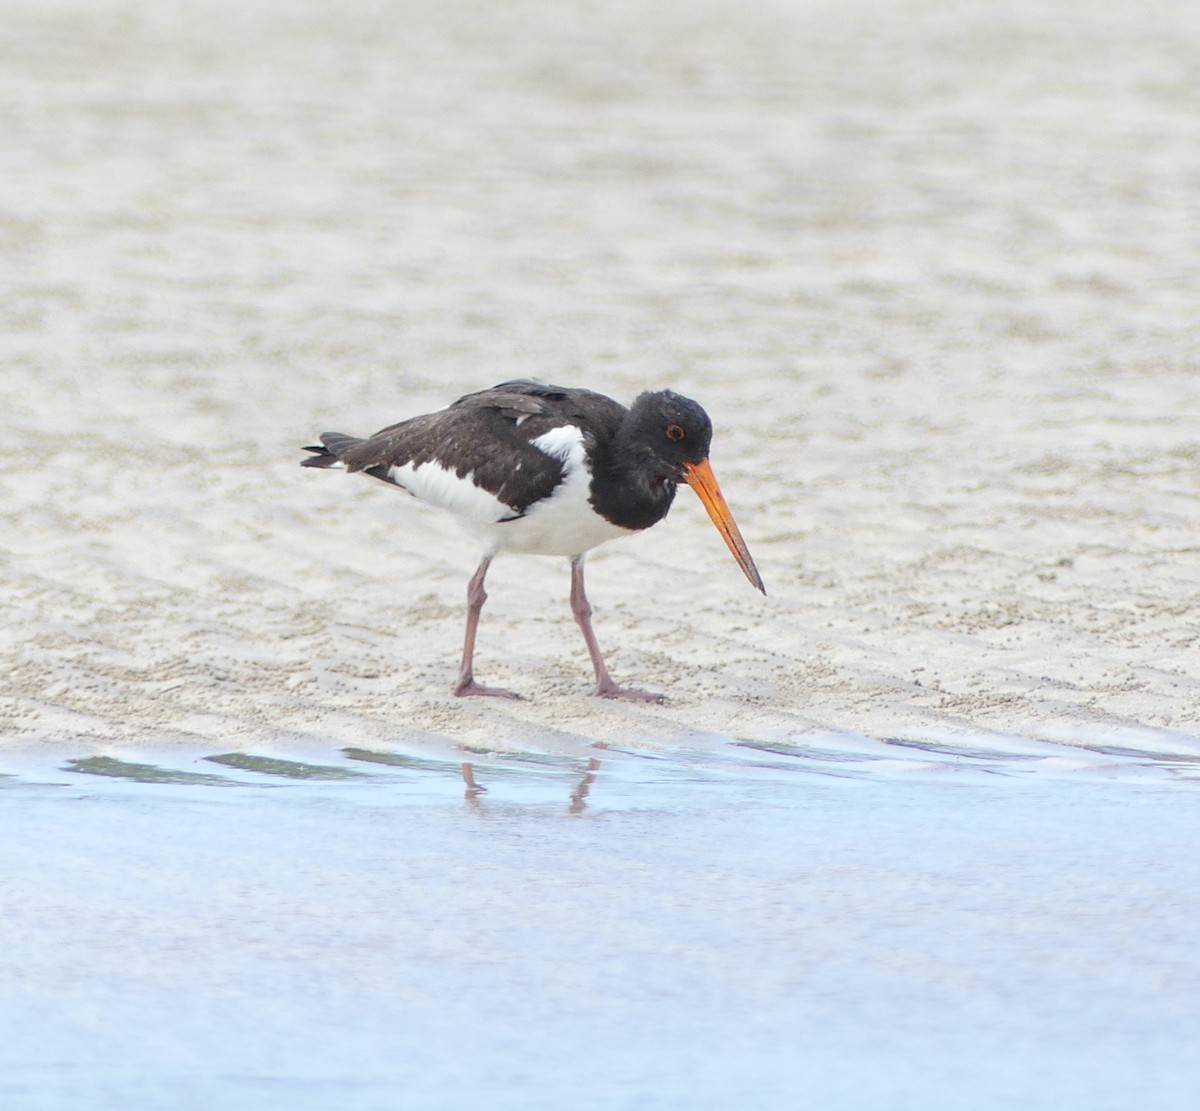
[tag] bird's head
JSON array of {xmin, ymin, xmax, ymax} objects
[
  {"xmin": 625, "ymin": 390, "xmax": 765, "ymax": 595},
  {"xmin": 625, "ymin": 390, "xmax": 714, "ymax": 480}
]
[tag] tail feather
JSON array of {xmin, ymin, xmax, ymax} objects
[{"xmin": 301, "ymin": 432, "xmax": 364, "ymax": 468}]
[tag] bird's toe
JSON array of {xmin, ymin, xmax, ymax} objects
[
  {"xmin": 594, "ymin": 682, "xmax": 665, "ymax": 704},
  {"xmin": 453, "ymin": 678, "xmax": 524, "ymax": 700}
]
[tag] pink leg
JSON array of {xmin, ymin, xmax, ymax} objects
[
  {"xmin": 454, "ymin": 555, "xmax": 522, "ymax": 699},
  {"xmin": 570, "ymin": 557, "xmax": 663, "ymax": 702}
]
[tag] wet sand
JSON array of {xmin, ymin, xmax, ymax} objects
[{"xmin": 2, "ymin": 0, "xmax": 1199, "ymax": 750}]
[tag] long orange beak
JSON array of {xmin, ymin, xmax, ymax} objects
[{"xmin": 683, "ymin": 459, "xmax": 766, "ymax": 595}]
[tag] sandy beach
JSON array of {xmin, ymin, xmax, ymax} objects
[
  {"xmin": 3, "ymin": 0, "xmax": 1199, "ymax": 751},
  {"xmin": 2, "ymin": 1, "xmax": 1200, "ymax": 1107}
]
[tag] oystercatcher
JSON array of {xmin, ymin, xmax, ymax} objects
[{"xmin": 302, "ymin": 380, "xmax": 764, "ymax": 701}]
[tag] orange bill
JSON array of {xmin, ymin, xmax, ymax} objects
[{"xmin": 683, "ymin": 459, "xmax": 766, "ymax": 595}]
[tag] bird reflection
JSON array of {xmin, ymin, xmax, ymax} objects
[
  {"xmin": 460, "ymin": 762, "xmax": 487, "ymax": 802},
  {"xmin": 569, "ymin": 758, "xmax": 602, "ymax": 814},
  {"xmin": 459, "ymin": 757, "xmax": 603, "ymax": 813}
]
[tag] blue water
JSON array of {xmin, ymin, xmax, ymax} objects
[{"xmin": 2, "ymin": 737, "xmax": 1199, "ymax": 1110}]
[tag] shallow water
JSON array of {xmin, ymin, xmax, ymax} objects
[{"xmin": 3, "ymin": 735, "xmax": 1199, "ymax": 1110}]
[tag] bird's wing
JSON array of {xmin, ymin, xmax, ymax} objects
[
  {"xmin": 449, "ymin": 379, "xmax": 566, "ymax": 418},
  {"xmin": 451, "ymin": 380, "xmax": 627, "ymax": 440},
  {"xmin": 331, "ymin": 382, "xmax": 610, "ymax": 517}
]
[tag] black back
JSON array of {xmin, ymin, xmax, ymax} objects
[{"xmin": 302, "ymin": 379, "xmax": 715, "ymax": 532}]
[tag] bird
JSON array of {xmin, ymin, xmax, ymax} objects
[{"xmin": 301, "ymin": 379, "xmax": 764, "ymax": 701}]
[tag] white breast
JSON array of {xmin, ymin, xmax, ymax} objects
[{"xmin": 487, "ymin": 426, "xmax": 634, "ymax": 556}]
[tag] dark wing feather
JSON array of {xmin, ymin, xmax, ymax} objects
[
  {"xmin": 449, "ymin": 379, "xmax": 562, "ymax": 418},
  {"xmin": 451, "ymin": 380, "xmax": 627, "ymax": 441},
  {"xmin": 301, "ymin": 433, "xmax": 365, "ymax": 468},
  {"xmin": 324, "ymin": 385, "xmax": 564, "ymax": 514},
  {"xmin": 301, "ymin": 380, "xmax": 629, "ymax": 515}
]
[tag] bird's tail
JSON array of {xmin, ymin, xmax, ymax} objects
[{"xmin": 301, "ymin": 432, "xmax": 365, "ymax": 468}]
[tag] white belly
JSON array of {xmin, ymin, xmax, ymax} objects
[
  {"xmin": 480, "ymin": 488, "xmax": 634, "ymax": 555},
  {"xmin": 482, "ymin": 425, "xmax": 634, "ymax": 556}
]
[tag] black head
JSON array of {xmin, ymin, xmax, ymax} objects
[
  {"xmin": 623, "ymin": 390, "xmax": 714, "ymax": 480},
  {"xmin": 597, "ymin": 387, "xmax": 765, "ymax": 592}
]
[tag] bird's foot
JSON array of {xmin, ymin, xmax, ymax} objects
[
  {"xmin": 453, "ymin": 677, "xmax": 524, "ymax": 700},
  {"xmin": 594, "ymin": 681, "xmax": 665, "ymax": 704}
]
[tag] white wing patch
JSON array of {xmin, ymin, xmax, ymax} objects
[
  {"xmin": 387, "ymin": 459, "xmax": 516, "ymax": 526},
  {"xmin": 530, "ymin": 424, "xmax": 582, "ymax": 462}
]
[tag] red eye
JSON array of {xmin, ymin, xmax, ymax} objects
[{"xmin": 666, "ymin": 424, "xmax": 685, "ymax": 442}]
